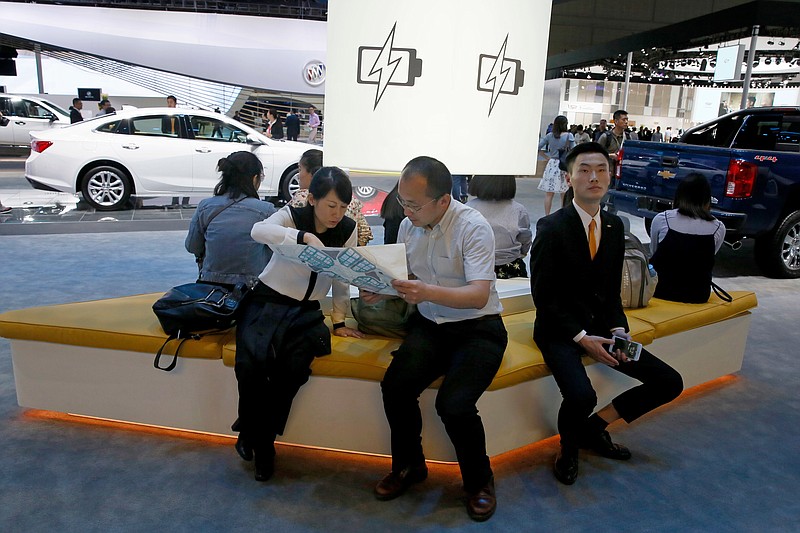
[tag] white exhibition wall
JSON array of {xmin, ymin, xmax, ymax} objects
[
  {"xmin": 323, "ymin": 0, "xmax": 551, "ymax": 174},
  {"xmin": 0, "ymin": 54, "xmax": 164, "ymax": 98},
  {"xmin": 692, "ymin": 86, "xmax": 800, "ymax": 124}
]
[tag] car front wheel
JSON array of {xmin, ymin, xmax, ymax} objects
[
  {"xmin": 80, "ymin": 165, "xmax": 132, "ymax": 211},
  {"xmin": 280, "ymin": 167, "xmax": 301, "ymax": 202},
  {"xmin": 754, "ymin": 210, "xmax": 800, "ymax": 278}
]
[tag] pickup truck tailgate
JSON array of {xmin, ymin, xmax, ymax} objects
[{"xmin": 617, "ymin": 141, "xmax": 730, "ymax": 207}]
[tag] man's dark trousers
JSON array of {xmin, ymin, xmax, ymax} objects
[
  {"xmin": 381, "ymin": 313, "xmax": 507, "ymax": 492},
  {"xmin": 534, "ymin": 335, "xmax": 683, "ymax": 451}
]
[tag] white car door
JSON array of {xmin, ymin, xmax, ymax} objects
[
  {"xmin": 0, "ymin": 97, "xmax": 14, "ymax": 145},
  {"xmin": 8, "ymin": 98, "xmax": 62, "ymax": 145},
  {"xmin": 186, "ymin": 114, "xmax": 274, "ymax": 194},
  {"xmin": 109, "ymin": 114, "xmax": 194, "ymax": 195}
]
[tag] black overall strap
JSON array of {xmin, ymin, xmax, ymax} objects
[{"xmin": 302, "ymin": 273, "xmax": 318, "ymax": 302}]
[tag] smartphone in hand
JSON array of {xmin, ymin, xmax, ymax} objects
[{"xmin": 608, "ymin": 335, "xmax": 642, "ymax": 362}]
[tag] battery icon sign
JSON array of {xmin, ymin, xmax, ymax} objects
[
  {"xmin": 477, "ymin": 35, "xmax": 525, "ymax": 116},
  {"xmin": 357, "ymin": 47, "xmax": 423, "ymax": 87},
  {"xmin": 356, "ymin": 23, "xmax": 423, "ymax": 110}
]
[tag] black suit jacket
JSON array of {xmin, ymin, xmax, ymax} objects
[
  {"xmin": 69, "ymin": 107, "xmax": 83, "ymax": 124},
  {"xmin": 267, "ymin": 119, "xmax": 284, "ymax": 140},
  {"xmin": 530, "ymin": 203, "xmax": 628, "ymax": 342},
  {"xmin": 285, "ymin": 114, "xmax": 300, "ymax": 137}
]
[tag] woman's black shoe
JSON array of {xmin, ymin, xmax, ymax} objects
[
  {"xmin": 254, "ymin": 447, "xmax": 275, "ymax": 482},
  {"xmin": 235, "ymin": 435, "xmax": 253, "ymax": 462}
]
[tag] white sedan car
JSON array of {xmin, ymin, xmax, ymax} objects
[
  {"xmin": 26, "ymin": 108, "xmax": 308, "ymax": 210},
  {"xmin": 1, "ymin": 94, "xmax": 71, "ymax": 146}
]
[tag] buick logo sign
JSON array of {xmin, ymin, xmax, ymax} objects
[{"xmin": 303, "ymin": 60, "xmax": 326, "ymax": 86}]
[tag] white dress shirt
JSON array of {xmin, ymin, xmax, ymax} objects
[{"xmin": 398, "ymin": 199, "xmax": 502, "ymax": 324}]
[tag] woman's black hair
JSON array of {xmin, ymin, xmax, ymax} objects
[
  {"xmin": 380, "ymin": 181, "xmax": 405, "ymax": 220},
  {"xmin": 552, "ymin": 115, "xmax": 568, "ymax": 138},
  {"xmin": 674, "ymin": 173, "xmax": 714, "ymax": 221},
  {"xmin": 309, "ymin": 166, "xmax": 352, "ymax": 205},
  {"xmin": 300, "ymin": 148, "xmax": 323, "ymax": 176},
  {"xmin": 469, "ymin": 175, "xmax": 516, "ymax": 200},
  {"xmin": 401, "ymin": 156, "xmax": 452, "ymax": 198},
  {"xmin": 214, "ymin": 151, "xmax": 263, "ymax": 199}
]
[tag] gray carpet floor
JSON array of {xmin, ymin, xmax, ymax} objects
[{"xmin": 2, "ymin": 210, "xmax": 799, "ymax": 531}]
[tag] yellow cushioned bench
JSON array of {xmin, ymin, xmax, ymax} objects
[
  {"xmin": 0, "ymin": 293, "xmax": 232, "ymax": 360},
  {"xmin": 0, "ymin": 289, "xmax": 756, "ymax": 461}
]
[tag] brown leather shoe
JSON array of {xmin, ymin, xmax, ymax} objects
[
  {"xmin": 466, "ymin": 476, "xmax": 496, "ymax": 522},
  {"xmin": 374, "ymin": 463, "xmax": 428, "ymax": 501}
]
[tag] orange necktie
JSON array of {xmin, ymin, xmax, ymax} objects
[{"xmin": 588, "ymin": 219, "xmax": 597, "ymax": 259}]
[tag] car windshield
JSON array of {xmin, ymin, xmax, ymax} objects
[{"xmin": 43, "ymin": 101, "xmax": 70, "ymax": 116}]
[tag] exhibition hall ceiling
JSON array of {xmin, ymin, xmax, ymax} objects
[
  {"xmin": 0, "ymin": 0, "xmax": 798, "ymax": 87},
  {"xmin": 548, "ymin": 0, "xmax": 800, "ymax": 87}
]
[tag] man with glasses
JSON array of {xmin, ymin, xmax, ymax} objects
[{"xmin": 362, "ymin": 156, "xmax": 507, "ymax": 522}]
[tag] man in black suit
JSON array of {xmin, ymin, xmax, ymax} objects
[
  {"xmin": 69, "ymin": 98, "xmax": 83, "ymax": 124},
  {"xmin": 285, "ymin": 109, "xmax": 300, "ymax": 141},
  {"xmin": 530, "ymin": 142, "xmax": 683, "ymax": 485}
]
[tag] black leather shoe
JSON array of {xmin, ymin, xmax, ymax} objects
[
  {"xmin": 235, "ymin": 435, "xmax": 253, "ymax": 462},
  {"xmin": 466, "ymin": 476, "xmax": 497, "ymax": 522},
  {"xmin": 553, "ymin": 449, "xmax": 579, "ymax": 485},
  {"xmin": 374, "ymin": 463, "xmax": 428, "ymax": 501},
  {"xmin": 254, "ymin": 445, "xmax": 275, "ymax": 482},
  {"xmin": 582, "ymin": 430, "xmax": 632, "ymax": 460}
]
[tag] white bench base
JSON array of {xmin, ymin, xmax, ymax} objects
[{"xmin": 10, "ymin": 313, "xmax": 750, "ymax": 462}]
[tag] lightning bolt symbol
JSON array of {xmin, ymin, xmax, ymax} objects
[
  {"xmin": 485, "ymin": 34, "xmax": 512, "ymax": 116},
  {"xmin": 369, "ymin": 22, "xmax": 402, "ymax": 110}
]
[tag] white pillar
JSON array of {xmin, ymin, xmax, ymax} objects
[
  {"xmin": 740, "ymin": 25, "xmax": 759, "ymax": 110},
  {"xmin": 34, "ymin": 44, "xmax": 44, "ymax": 94},
  {"xmin": 623, "ymin": 51, "xmax": 633, "ymax": 110}
]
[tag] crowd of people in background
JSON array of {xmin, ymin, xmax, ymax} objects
[{"xmin": 561, "ymin": 120, "xmax": 682, "ymax": 144}]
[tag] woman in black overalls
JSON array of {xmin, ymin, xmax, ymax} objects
[
  {"xmin": 649, "ymin": 173, "xmax": 726, "ymax": 303},
  {"xmin": 233, "ymin": 167, "xmax": 364, "ymax": 481}
]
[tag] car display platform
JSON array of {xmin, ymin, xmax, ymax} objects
[{"xmin": 0, "ymin": 193, "xmax": 200, "ymax": 235}]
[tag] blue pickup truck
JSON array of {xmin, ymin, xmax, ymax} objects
[{"xmin": 607, "ymin": 107, "xmax": 800, "ymax": 278}]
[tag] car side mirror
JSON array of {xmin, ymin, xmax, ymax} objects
[
  {"xmin": 47, "ymin": 113, "xmax": 57, "ymax": 123},
  {"xmin": 246, "ymin": 134, "xmax": 264, "ymax": 145}
]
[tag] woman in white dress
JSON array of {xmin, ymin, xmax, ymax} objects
[{"xmin": 537, "ymin": 115, "xmax": 575, "ymax": 216}]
